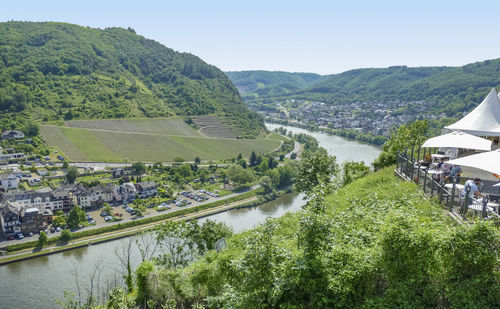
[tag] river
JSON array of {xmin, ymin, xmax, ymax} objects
[{"xmin": 0, "ymin": 123, "xmax": 381, "ymax": 309}]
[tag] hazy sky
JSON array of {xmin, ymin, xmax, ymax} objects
[{"xmin": 2, "ymin": 0, "xmax": 500, "ymax": 74}]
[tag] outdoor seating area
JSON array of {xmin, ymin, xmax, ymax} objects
[{"xmin": 396, "ymin": 88, "xmax": 500, "ymax": 222}]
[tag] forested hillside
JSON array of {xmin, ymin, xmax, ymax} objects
[
  {"xmin": 233, "ymin": 59, "xmax": 500, "ymax": 118},
  {"xmin": 103, "ymin": 167, "xmax": 499, "ymax": 308},
  {"xmin": 0, "ymin": 21, "xmax": 264, "ymax": 137},
  {"xmin": 225, "ymin": 70, "xmax": 323, "ymax": 100}
]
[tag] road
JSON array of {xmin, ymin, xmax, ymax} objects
[
  {"xmin": 285, "ymin": 140, "xmax": 302, "ymax": 159},
  {"xmin": 0, "ymin": 184, "xmax": 260, "ymax": 248}
]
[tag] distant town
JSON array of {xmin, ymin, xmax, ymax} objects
[{"xmin": 260, "ymin": 99, "xmax": 447, "ymax": 137}]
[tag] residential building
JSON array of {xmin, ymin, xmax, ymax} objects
[
  {"xmin": 1, "ymin": 130, "xmax": 25, "ymax": 140},
  {"xmin": 0, "ymin": 174, "xmax": 19, "ymax": 189},
  {"xmin": 135, "ymin": 181, "xmax": 157, "ymax": 199}
]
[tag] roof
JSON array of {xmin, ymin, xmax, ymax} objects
[
  {"xmin": 445, "ymin": 88, "xmax": 500, "ymax": 136},
  {"xmin": 422, "ymin": 131, "xmax": 492, "ymax": 151}
]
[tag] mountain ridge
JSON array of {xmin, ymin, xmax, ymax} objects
[{"xmin": 0, "ymin": 21, "xmax": 264, "ymax": 138}]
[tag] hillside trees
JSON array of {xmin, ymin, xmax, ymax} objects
[{"xmin": 0, "ymin": 21, "xmax": 265, "ymax": 138}]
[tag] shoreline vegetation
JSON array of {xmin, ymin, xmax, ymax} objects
[
  {"xmin": 265, "ymin": 118, "xmax": 387, "ymax": 147},
  {"xmin": 0, "ymin": 186, "xmax": 292, "ymax": 265}
]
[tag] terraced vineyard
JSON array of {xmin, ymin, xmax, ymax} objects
[
  {"xmin": 41, "ymin": 118, "xmax": 280, "ymax": 162},
  {"xmin": 193, "ymin": 116, "xmax": 239, "ymax": 138},
  {"xmin": 65, "ymin": 118, "xmax": 202, "ymax": 137}
]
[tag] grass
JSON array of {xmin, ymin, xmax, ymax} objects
[{"xmin": 41, "ymin": 122, "xmax": 280, "ymax": 162}]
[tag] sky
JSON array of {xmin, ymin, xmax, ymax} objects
[{"xmin": 2, "ymin": 0, "xmax": 500, "ymax": 75}]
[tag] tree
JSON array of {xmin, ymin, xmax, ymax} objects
[
  {"xmin": 155, "ymin": 221, "xmax": 197, "ymax": 269},
  {"xmin": 189, "ymin": 219, "xmax": 233, "ymax": 255},
  {"xmin": 268, "ymin": 156, "xmax": 278, "ymax": 169},
  {"xmin": 62, "ymin": 160, "xmax": 69, "ymax": 169},
  {"xmin": 342, "ymin": 161, "xmax": 370, "ymax": 186},
  {"xmin": 173, "ymin": 157, "xmax": 185, "ymax": 163},
  {"xmin": 279, "ymin": 154, "xmax": 285, "ymax": 161},
  {"xmin": 135, "ymin": 260, "xmax": 155, "ymax": 306},
  {"xmin": 226, "ymin": 164, "xmax": 254, "ymax": 188},
  {"xmin": 38, "ymin": 231, "xmax": 48, "ymax": 247},
  {"xmin": 194, "ymin": 156, "xmax": 201, "ymax": 164},
  {"xmin": 67, "ymin": 206, "xmax": 85, "ymax": 228},
  {"xmin": 249, "ymin": 151, "xmax": 258, "ymax": 167},
  {"xmin": 132, "ymin": 162, "xmax": 146, "ymax": 175},
  {"xmin": 24, "ymin": 122, "xmax": 39, "ymax": 137},
  {"xmin": 373, "ymin": 120, "xmax": 429, "ymax": 170},
  {"xmin": 52, "ymin": 215, "xmax": 67, "ymax": 228},
  {"xmin": 60, "ymin": 229, "xmax": 72, "ymax": 242},
  {"xmin": 295, "ymin": 152, "xmax": 339, "ymax": 196},
  {"xmin": 66, "ymin": 166, "xmax": 79, "ymax": 184},
  {"xmin": 259, "ymin": 175, "xmax": 273, "ymax": 193}
]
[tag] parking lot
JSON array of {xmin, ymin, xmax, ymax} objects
[{"xmin": 0, "ymin": 186, "xmax": 257, "ymax": 246}]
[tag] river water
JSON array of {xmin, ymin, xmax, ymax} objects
[{"xmin": 0, "ymin": 123, "xmax": 380, "ymax": 309}]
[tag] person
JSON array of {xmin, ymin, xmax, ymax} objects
[
  {"xmin": 445, "ymin": 165, "xmax": 462, "ymax": 183},
  {"xmin": 462, "ymin": 178, "xmax": 484, "ymax": 203}
]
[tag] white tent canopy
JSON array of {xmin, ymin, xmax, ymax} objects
[
  {"xmin": 446, "ymin": 149, "xmax": 500, "ymax": 175},
  {"xmin": 445, "ymin": 88, "xmax": 500, "ymax": 136},
  {"xmin": 421, "ymin": 130, "xmax": 492, "ymax": 151}
]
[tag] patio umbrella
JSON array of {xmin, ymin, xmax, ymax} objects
[
  {"xmin": 421, "ymin": 130, "xmax": 492, "ymax": 151},
  {"xmin": 445, "ymin": 149, "xmax": 500, "ymax": 175}
]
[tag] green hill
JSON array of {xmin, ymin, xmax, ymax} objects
[
  {"xmin": 0, "ymin": 21, "xmax": 264, "ymax": 138},
  {"xmin": 225, "ymin": 70, "xmax": 324, "ymax": 100},
  {"xmin": 231, "ymin": 59, "xmax": 500, "ymax": 118}
]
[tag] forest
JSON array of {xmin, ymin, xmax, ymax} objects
[
  {"xmin": 227, "ymin": 60, "xmax": 500, "ymax": 119},
  {"xmin": 0, "ymin": 21, "xmax": 264, "ymax": 138}
]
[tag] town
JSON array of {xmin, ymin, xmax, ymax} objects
[{"xmin": 260, "ymin": 99, "xmax": 446, "ymax": 137}]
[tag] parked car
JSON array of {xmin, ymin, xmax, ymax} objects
[
  {"xmin": 86, "ymin": 214, "xmax": 93, "ymax": 220},
  {"xmin": 100, "ymin": 212, "xmax": 110, "ymax": 217},
  {"xmin": 104, "ymin": 216, "xmax": 113, "ymax": 222},
  {"xmin": 16, "ymin": 233, "xmax": 24, "ymax": 239},
  {"xmin": 6, "ymin": 235, "xmax": 15, "ymax": 240},
  {"xmin": 28, "ymin": 232, "xmax": 33, "ymax": 237},
  {"xmin": 56, "ymin": 227, "xmax": 61, "ymax": 232},
  {"xmin": 50, "ymin": 227, "xmax": 56, "ymax": 233},
  {"xmin": 57, "ymin": 155, "xmax": 65, "ymax": 161},
  {"xmin": 88, "ymin": 220, "xmax": 96, "ymax": 224}
]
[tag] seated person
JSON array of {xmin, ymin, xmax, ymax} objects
[
  {"xmin": 437, "ymin": 158, "xmax": 446, "ymax": 169},
  {"xmin": 444, "ymin": 165, "xmax": 463, "ymax": 183},
  {"xmin": 462, "ymin": 178, "xmax": 484, "ymax": 202}
]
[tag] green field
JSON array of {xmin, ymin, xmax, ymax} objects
[
  {"xmin": 41, "ymin": 123, "xmax": 281, "ymax": 162},
  {"xmin": 65, "ymin": 117, "xmax": 202, "ymax": 137}
]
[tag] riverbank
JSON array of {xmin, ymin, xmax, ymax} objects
[
  {"xmin": 0, "ymin": 187, "xmax": 292, "ymax": 265},
  {"xmin": 265, "ymin": 119, "xmax": 387, "ymax": 146}
]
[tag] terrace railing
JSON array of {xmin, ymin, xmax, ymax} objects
[{"xmin": 395, "ymin": 148, "xmax": 500, "ymax": 222}]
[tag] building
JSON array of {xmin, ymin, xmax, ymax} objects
[
  {"xmin": 0, "ymin": 174, "xmax": 19, "ymax": 189},
  {"xmin": 135, "ymin": 181, "xmax": 158, "ymax": 199},
  {"xmin": 1, "ymin": 130, "xmax": 25, "ymax": 140},
  {"xmin": 0, "ymin": 203, "xmax": 52, "ymax": 237},
  {"xmin": 0, "ymin": 153, "xmax": 26, "ymax": 163}
]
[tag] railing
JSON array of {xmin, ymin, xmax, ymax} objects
[{"xmin": 396, "ymin": 151, "xmax": 500, "ymax": 221}]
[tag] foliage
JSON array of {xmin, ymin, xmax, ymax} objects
[
  {"xmin": 134, "ymin": 167, "xmax": 499, "ymax": 308},
  {"xmin": 135, "ymin": 260, "xmax": 155, "ymax": 306},
  {"xmin": 52, "ymin": 215, "xmax": 67, "ymax": 228},
  {"xmin": 66, "ymin": 166, "xmax": 79, "ymax": 184},
  {"xmin": 342, "ymin": 160, "xmax": 370, "ymax": 186},
  {"xmin": 37, "ymin": 231, "xmax": 48, "ymax": 247},
  {"xmin": 155, "ymin": 221, "xmax": 197, "ymax": 269},
  {"xmin": 0, "ymin": 21, "xmax": 265, "ymax": 138},
  {"xmin": 59, "ymin": 229, "xmax": 72, "ymax": 242},
  {"xmin": 226, "ymin": 164, "xmax": 254, "ymax": 188},
  {"xmin": 225, "ymin": 70, "xmax": 323, "ymax": 101},
  {"xmin": 67, "ymin": 206, "xmax": 86, "ymax": 229},
  {"xmin": 295, "ymin": 151, "xmax": 339, "ymax": 196},
  {"xmin": 234, "ymin": 62, "xmax": 500, "ymax": 123},
  {"xmin": 131, "ymin": 162, "xmax": 146, "ymax": 175},
  {"xmin": 373, "ymin": 120, "xmax": 429, "ymax": 170}
]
